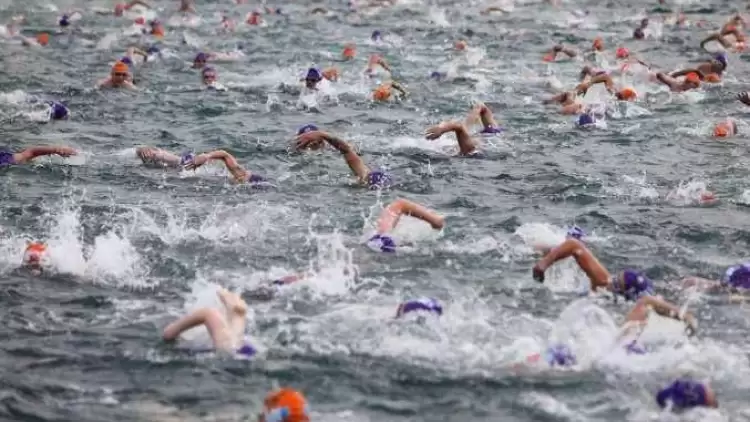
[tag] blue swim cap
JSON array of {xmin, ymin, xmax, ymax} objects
[
  {"xmin": 656, "ymin": 379, "xmax": 709, "ymax": 410},
  {"xmin": 48, "ymin": 101, "xmax": 69, "ymax": 120},
  {"xmin": 297, "ymin": 124, "xmax": 318, "ymax": 135},
  {"xmin": 236, "ymin": 343, "xmax": 256, "ymax": 357},
  {"xmin": 430, "ymin": 71, "xmax": 446, "ymax": 80},
  {"xmin": 367, "ymin": 170, "xmax": 392, "ymax": 188},
  {"xmin": 722, "ymin": 263, "xmax": 750, "ymax": 289},
  {"xmin": 618, "ymin": 269, "xmax": 654, "ymax": 301},
  {"xmin": 120, "ymin": 56, "xmax": 133, "ymax": 66},
  {"xmin": 59, "ymin": 15, "xmax": 70, "ymax": 27},
  {"xmin": 368, "ymin": 233, "xmax": 396, "ymax": 253},
  {"xmin": 275, "ymin": 7, "xmax": 282, "ymax": 14},
  {"xmin": 396, "ymin": 298, "xmax": 443, "ymax": 318},
  {"xmin": 305, "ymin": 68, "xmax": 322, "ymax": 81},
  {"xmin": 577, "ymin": 113, "xmax": 595, "ymax": 127},
  {"xmin": 544, "ymin": 344, "xmax": 577, "ymax": 367},
  {"xmin": 566, "ymin": 225, "xmax": 585, "ymax": 240},
  {"xmin": 715, "ymin": 53, "xmax": 728, "ymax": 69},
  {"xmin": 149, "ymin": 19, "xmax": 161, "ymax": 26},
  {"xmin": 371, "ymin": 30, "xmax": 382, "ymax": 41},
  {"xmin": 147, "ymin": 45, "xmax": 161, "ymax": 54},
  {"xmin": 180, "ymin": 152, "xmax": 195, "ymax": 167}
]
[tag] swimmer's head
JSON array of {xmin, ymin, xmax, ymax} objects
[
  {"xmin": 134, "ymin": 16, "xmax": 145, "ymax": 25},
  {"xmin": 633, "ymin": 27, "xmax": 645, "ymax": 40},
  {"xmin": 685, "ymin": 72, "xmax": 701, "ymax": 86},
  {"xmin": 193, "ymin": 52, "xmax": 208, "ymax": 68},
  {"xmin": 616, "ymin": 87, "xmax": 637, "ymax": 101},
  {"xmin": 592, "ymin": 37, "xmax": 603, "ymax": 51},
  {"xmin": 202, "ymin": 67, "xmax": 218, "ymax": 84},
  {"xmin": 366, "ymin": 170, "xmax": 392, "ymax": 188},
  {"xmin": 371, "ymin": 30, "xmax": 382, "ymax": 41},
  {"xmin": 656, "ymin": 379, "xmax": 716, "ymax": 410},
  {"xmin": 180, "ymin": 152, "xmax": 195, "ymax": 167},
  {"xmin": 615, "ymin": 47, "xmax": 630, "ymax": 59},
  {"xmin": 430, "ymin": 71, "xmax": 446, "ymax": 81},
  {"xmin": 260, "ymin": 389, "xmax": 309, "ymax": 422},
  {"xmin": 111, "ymin": 61, "xmax": 130, "ymax": 82},
  {"xmin": 150, "ymin": 19, "xmax": 164, "ymax": 37},
  {"xmin": 23, "ymin": 242, "xmax": 47, "ymax": 269},
  {"xmin": 713, "ymin": 119, "xmax": 737, "ymax": 138},
  {"xmin": 616, "ymin": 269, "xmax": 654, "ymax": 300},
  {"xmin": 297, "ymin": 124, "xmax": 318, "ymax": 135},
  {"xmin": 342, "ymin": 43, "xmax": 356, "ymax": 60},
  {"xmin": 576, "ymin": 113, "xmax": 596, "ymax": 127},
  {"xmin": 304, "ymin": 68, "xmax": 322, "ymax": 88},
  {"xmin": 396, "ymin": 298, "xmax": 443, "ymax": 318},
  {"xmin": 48, "ymin": 101, "xmax": 69, "ymax": 120},
  {"xmin": 368, "ymin": 233, "xmax": 396, "ymax": 253},
  {"xmin": 36, "ymin": 33, "xmax": 50, "ymax": 46},
  {"xmin": 373, "ymin": 85, "xmax": 391, "ymax": 101},
  {"xmin": 566, "ymin": 225, "xmax": 585, "ymax": 240},
  {"xmin": 59, "ymin": 14, "xmax": 70, "ymax": 27},
  {"xmin": 544, "ymin": 344, "xmax": 577, "ymax": 367},
  {"xmin": 236, "ymin": 343, "xmax": 256, "ymax": 357},
  {"xmin": 714, "ymin": 53, "xmax": 728, "ymax": 71},
  {"xmin": 454, "ymin": 40, "xmax": 468, "ymax": 51}
]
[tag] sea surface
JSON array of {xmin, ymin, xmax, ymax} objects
[{"xmin": 1, "ymin": 0, "xmax": 750, "ymax": 421}]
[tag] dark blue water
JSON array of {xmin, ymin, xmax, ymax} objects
[{"xmin": 1, "ymin": 0, "xmax": 749, "ymax": 420}]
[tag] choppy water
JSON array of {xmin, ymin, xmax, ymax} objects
[{"xmin": 2, "ymin": 0, "xmax": 750, "ymax": 421}]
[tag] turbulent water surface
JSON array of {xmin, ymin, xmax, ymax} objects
[{"xmin": 1, "ymin": 0, "xmax": 750, "ymax": 420}]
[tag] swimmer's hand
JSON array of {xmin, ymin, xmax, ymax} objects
[
  {"xmin": 54, "ymin": 146, "xmax": 77, "ymax": 157},
  {"xmin": 532, "ymin": 265, "xmax": 545, "ymax": 283},
  {"xmin": 737, "ymin": 91, "xmax": 750, "ymax": 106},
  {"xmin": 294, "ymin": 130, "xmax": 326, "ymax": 150},
  {"xmin": 425, "ymin": 123, "xmax": 449, "ymax": 140},
  {"xmin": 575, "ymin": 82, "xmax": 590, "ymax": 95}
]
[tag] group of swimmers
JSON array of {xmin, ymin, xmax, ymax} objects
[{"xmin": 5, "ymin": 0, "xmax": 750, "ymax": 419}]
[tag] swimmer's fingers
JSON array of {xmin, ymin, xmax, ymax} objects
[{"xmin": 424, "ymin": 124, "xmax": 444, "ymax": 140}]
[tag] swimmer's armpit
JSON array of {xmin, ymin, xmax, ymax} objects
[
  {"xmin": 15, "ymin": 145, "xmax": 77, "ymax": 164},
  {"xmin": 425, "ymin": 121, "xmax": 478, "ymax": 156},
  {"xmin": 295, "ymin": 130, "xmax": 370, "ymax": 181}
]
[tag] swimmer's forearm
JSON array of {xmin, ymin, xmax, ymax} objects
[
  {"xmin": 394, "ymin": 199, "xmax": 445, "ymax": 229},
  {"xmin": 560, "ymin": 47, "xmax": 577, "ymax": 58},
  {"xmin": 321, "ymin": 133, "xmax": 354, "ymax": 154},
  {"xmin": 22, "ymin": 146, "xmax": 66, "ymax": 160}
]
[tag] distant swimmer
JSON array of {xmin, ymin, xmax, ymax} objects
[
  {"xmin": 577, "ymin": 73, "xmax": 638, "ymax": 101},
  {"xmin": 737, "ymin": 91, "xmax": 750, "ymax": 107},
  {"xmin": 120, "ymin": 46, "xmax": 150, "ymax": 67},
  {"xmin": 22, "ymin": 241, "xmax": 48, "ymax": 275},
  {"xmin": 136, "ymin": 146, "xmax": 193, "ymax": 168},
  {"xmin": 424, "ymin": 102, "xmax": 501, "ymax": 156},
  {"xmin": 368, "ymin": 198, "xmax": 445, "ymax": 253},
  {"xmin": 183, "ymin": 149, "xmax": 266, "ymax": 184},
  {"xmin": 674, "ymin": 54, "xmax": 727, "ymax": 82},
  {"xmin": 201, "ymin": 67, "xmax": 227, "ymax": 91},
  {"xmin": 654, "ymin": 70, "xmax": 701, "ymax": 92},
  {"xmin": 372, "ymin": 80, "xmax": 408, "ymax": 102},
  {"xmin": 192, "ymin": 51, "xmax": 244, "ymax": 69},
  {"xmin": 294, "ymin": 128, "xmax": 392, "ymax": 188},
  {"xmin": 711, "ymin": 118, "xmax": 737, "ymax": 138},
  {"xmin": 0, "ymin": 145, "xmax": 77, "ymax": 167},
  {"xmin": 656, "ymin": 379, "xmax": 718, "ymax": 410},
  {"xmin": 364, "ymin": 54, "xmax": 391, "ymax": 77},
  {"xmin": 258, "ymin": 388, "xmax": 310, "ymax": 422},
  {"xmin": 542, "ymin": 44, "xmax": 578, "ymax": 62},
  {"xmin": 20, "ymin": 32, "xmax": 50, "ymax": 47},
  {"xmin": 97, "ymin": 61, "xmax": 137, "ymax": 89},
  {"xmin": 111, "ymin": 1, "xmax": 152, "ymax": 17},
  {"xmin": 633, "ymin": 18, "xmax": 648, "ymax": 39},
  {"xmin": 162, "ymin": 287, "xmax": 256, "ymax": 357},
  {"xmin": 680, "ymin": 262, "xmax": 750, "ymax": 294},
  {"xmin": 700, "ymin": 24, "xmax": 746, "ymax": 51},
  {"xmin": 542, "ymin": 85, "xmax": 586, "ymax": 115},
  {"xmin": 149, "ymin": 19, "xmax": 165, "ymax": 38},
  {"xmin": 47, "ymin": 101, "xmax": 70, "ymax": 120}
]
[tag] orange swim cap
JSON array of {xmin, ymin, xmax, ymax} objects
[
  {"xmin": 592, "ymin": 37, "xmax": 603, "ymax": 51},
  {"xmin": 112, "ymin": 61, "xmax": 129, "ymax": 74},
  {"xmin": 685, "ymin": 72, "xmax": 700, "ymax": 84},
  {"xmin": 24, "ymin": 242, "xmax": 47, "ymax": 264},
  {"xmin": 342, "ymin": 43, "xmax": 356, "ymax": 60},
  {"xmin": 615, "ymin": 47, "xmax": 629, "ymax": 59},
  {"xmin": 617, "ymin": 87, "xmax": 637, "ymax": 101},
  {"xmin": 36, "ymin": 33, "xmax": 49, "ymax": 46},
  {"xmin": 704, "ymin": 73, "xmax": 721, "ymax": 83},
  {"xmin": 713, "ymin": 120, "xmax": 735, "ymax": 138},
  {"xmin": 373, "ymin": 85, "xmax": 391, "ymax": 101},
  {"xmin": 263, "ymin": 389, "xmax": 310, "ymax": 422},
  {"xmin": 152, "ymin": 27, "xmax": 164, "ymax": 37}
]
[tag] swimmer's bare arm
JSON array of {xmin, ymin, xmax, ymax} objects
[
  {"xmin": 737, "ymin": 91, "xmax": 750, "ymax": 106},
  {"xmin": 532, "ymin": 238, "xmax": 611, "ymax": 290},
  {"xmin": 189, "ymin": 150, "xmax": 249, "ymax": 182},
  {"xmin": 425, "ymin": 122, "xmax": 477, "ymax": 156},
  {"xmin": 700, "ymin": 33, "xmax": 733, "ymax": 50},
  {"xmin": 371, "ymin": 56, "xmax": 392, "ymax": 72},
  {"xmin": 655, "ymin": 72, "xmax": 679, "ymax": 91},
  {"xmin": 377, "ymin": 198, "xmax": 445, "ymax": 233},
  {"xmin": 135, "ymin": 146, "xmax": 181, "ymax": 166},
  {"xmin": 577, "ymin": 74, "xmax": 614, "ymax": 94},
  {"xmin": 551, "ymin": 44, "xmax": 577, "ymax": 59},
  {"xmin": 389, "ymin": 81, "xmax": 408, "ymax": 97},
  {"xmin": 14, "ymin": 146, "xmax": 77, "ymax": 163},
  {"xmin": 295, "ymin": 131, "xmax": 370, "ymax": 181},
  {"xmin": 466, "ymin": 102, "xmax": 499, "ymax": 128},
  {"xmin": 625, "ymin": 295, "xmax": 697, "ymax": 335}
]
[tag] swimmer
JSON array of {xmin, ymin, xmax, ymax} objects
[
  {"xmin": 368, "ymin": 198, "xmax": 445, "ymax": 253},
  {"xmin": 149, "ymin": 19, "xmax": 164, "ymax": 38},
  {"xmin": 543, "ymin": 86, "xmax": 585, "ymax": 115},
  {"xmin": 680, "ymin": 262, "xmax": 750, "ymax": 295},
  {"xmin": 21, "ymin": 33, "xmax": 50, "ymax": 47},
  {"xmin": 294, "ymin": 128, "xmax": 392, "ymax": 188},
  {"xmin": 711, "ymin": 118, "xmax": 737, "ymax": 138},
  {"xmin": 192, "ymin": 51, "xmax": 243, "ymax": 68},
  {"xmin": 303, "ymin": 68, "xmax": 324, "ymax": 90},
  {"xmin": 201, "ymin": 67, "xmax": 227, "ymax": 91},
  {"xmin": 22, "ymin": 241, "xmax": 47, "ymax": 275},
  {"xmin": 97, "ymin": 61, "xmax": 137, "ymax": 89},
  {"xmin": 246, "ymin": 11, "xmax": 262, "ymax": 25},
  {"xmin": 322, "ymin": 67, "xmax": 340, "ymax": 82},
  {"xmin": 178, "ymin": 0, "xmax": 196, "ymax": 14},
  {"xmin": 424, "ymin": 102, "xmax": 499, "ymax": 155},
  {"xmin": 737, "ymin": 91, "xmax": 750, "ymax": 106},
  {"xmin": 258, "ymin": 388, "xmax": 310, "ymax": 422},
  {"xmin": 111, "ymin": 0, "xmax": 151, "ymax": 17},
  {"xmin": 700, "ymin": 16, "xmax": 746, "ymax": 51},
  {"xmin": 136, "ymin": 146, "xmax": 195, "ymax": 168},
  {"xmin": 183, "ymin": 149, "xmax": 265, "ymax": 184},
  {"xmin": 543, "ymin": 44, "xmax": 578, "ymax": 62},
  {"xmin": 577, "ymin": 73, "xmax": 638, "ymax": 101},
  {"xmin": 342, "ymin": 43, "xmax": 356, "ymax": 60},
  {"xmin": 121, "ymin": 46, "xmax": 149, "ymax": 67},
  {"xmin": 655, "ymin": 70, "xmax": 701, "ymax": 92},
  {"xmin": 47, "ymin": 101, "xmax": 69, "ymax": 120},
  {"xmin": 371, "ymin": 30, "xmax": 383, "ymax": 42},
  {"xmin": 0, "ymin": 145, "xmax": 77, "ymax": 168},
  {"xmin": 633, "ymin": 18, "xmax": 648, "ymax": 39},
  {"xmin": 656, "ymin": 379, "xmax": 718, "ymax": 410},
  {"xmin": 372, "ymin": 80, "xmax": 407, "ymax": 102},
  {"xmin": 590, "ymin": 37, "xmax": 604, "ymax": 53},
  {"xmin": 162, "ymin": 287, "xmax": 255, "ymax": 356}
]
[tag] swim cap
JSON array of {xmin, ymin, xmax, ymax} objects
[
  {"xmin": 120, "ymin": 56, "xmax": 133, "ymax": 67},
  {"xmin": 566, "ymin": 225, "xmax": 585, "ymax": 239},
  {"xmin": 625, "ymin": 340, "xmax": 646, "ymax": 355},
  {"xmin": 24, "ymin": 242, "xmax": 47, "ymax": 264},
  {"xmin": 633, "ymin": 27, "xmax": 645, "ymax": 39},
  {"xmin": 544, "ymin": 344, "xmax": 577, "ymax": 367},
  {"xmin": 236, "ymin": 343, "xmax": 256, "ymax": 357},
  {"xmin": 366, "ymin": 170, "xmax": 391, "ymax": 188},
  {"xmin": 396, "ymin": 298, "xmax": 443, "ymax": 318},
  {"xmin": 112, "ymin": 61, "xmax": 129, "ymax": 74},
  {"xmin": 616, "ymin": 47, "xmax": 630, "ymax": 59},
  {"xmin": 685, "ymin": 72, "xmax": 700, "ymax": 84},
  {"xmin": 194, "ymin": 52, "xmax": 208, "ymax": 63},
  {"xmin": 371, "ymin": 30, "xmax": 382, "ymax": 41},
  {"xmin": 342, "ymin": 43, "xmax": 356, "ymax": 60},
  {"xmin": 722, "ymin": 263, "xmax": 750, "ymax": 289},
  {"xmin": 481, "ymin": 126, "xmax": 503, "ymax": 134},
  {"xmin": 373, "ymin": 85, "xmax": 391, "ymax": 101},
  {"xmin": 430, "ymin": 71, "xmax": 446, "ymax": 80},
  {"xmin": 147, "ymin": 45, "xmax": 160, "ymax": 55},
  {"xmin": 262, "ymin": 389, "xmax": 309, "ymax": 422},
  {"xmin": 114, "ymin": 3, "xmax": 125, "ymax": 15},
  {"xmin": 180, "ymin": 152, "xmax": 195, "ymax": 167},
  {"xmin": 454, "ymin": 40, "xmax": 467, "ymax": 50},
  {"xmin": 48, "ymin": 101, "xmax": 69, "ymax": 120},
  {"xmin": 714, "ymin": 53, "xmax": 728, "ymax": 69},
  {"xmin": 368, "ymin": 233, "xmax": 396, "ymax": 252},
  {"xmin": 134, "ymin": 16, "xmax": 146, "ymax": 25},
  {"xmin": 618, "ymin": 269, "xmax": 654, "ymax": 300},
  {"xmin": 59, "ymin": 15, "xmax": 70, "ymax": 27},
  {"xmin": 577, "ymin": 113, "xmax": 595, "ymax": 127},
  {"xmin": 36, "ymin": 33, "xmax": 49, "ymax": 46},
  {"xmin": 305, "ymin": 68, "xmax": 322, "ymax": 81},
  {"xmin": 656, "ymin": 380, "xmax": 709, "ymax": 410},
  {"xmin": 247, "ymin": 174, "xmax": 265, "ymax": 183},
  {"xmin": 617, "ymin": 87, "xmax": 637, "ymax": 101},
  {"xmin": 714, "ymin": 121, "xmax": 732, "ymax": 138},
  {"xmin": 297, "ymin": 124, "xmax": 318, "ymax": 135}
]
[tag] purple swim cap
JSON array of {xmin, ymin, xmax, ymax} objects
[
  {"xmin": 396, "ymin": 298, "xmax": 443, "ymax": 318},
  {"xmin": 305, "ymin": 68, "xmax": 322, "ymax": 81},
  {"xmin": 577, "ymin": 113, "xmax": 595, "ymax": 126},
  {"xmin": 236, "ymin": 343, "xmax": 256, "ymax": 357},
  {"xmin": 194, "ymin": 52, "xmax": 208, "ymax": 63},
  {"xmin": 618, "ymin": 269, "xmax": 654, "ymax": 301},
  {"xmin": 722, "ymin": 264, "xmax": 750, "ymax": 289},
  {"xmin": 430, "ymin": 71, "xmax": 446, "ymax": 80},
  {"xmin": 368, "ymin": 234, "xmax": 396, "ymax": 252},
  {"xmin": 147, "ymin": 45, "xmax": 160, "ymax": 54},
  {"xmin": 544, "ymin": 344, "xmax": 577, "ymax": 367},
  {"xmin": 180, "ymin": 152, "xmax": 194, "ymax": 166},
  {"xmin": 202, "ymin": 67, "xmax": 217, "ymax": 77},
  {"xmin": 366, "ymin": 170, "xmax": 391, "ymax": 188},
  {"xmin": 371, "ymin": 30, "xmax": 382, "ymax": 41},
  {"xmin": 120, "ymin": 56, "xmax": 133, "ymax": 66},
  {"xmin": 481, "ymin": 126, "xmax": 503, "ymax": 134},
  {"xmin": 625, "ymin": 340, "xmax": 646, "ymax": 355},
  {"xmin": 48, "ymin": 101, "xmax": 69, "ymax": 120},
  {"xmin": 297, "ymin": 124, "xmax": 318, "ymax": 135},
  {"xmin": 656, "ymin": 380, "xmax": 709, "ymax": 410},
  {"xmin": 566, "ymin": 225, "xmax": 585, "ymax": 240}
]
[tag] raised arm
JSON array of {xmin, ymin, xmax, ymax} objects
[
  {"xmin": 425, "ymin": 121, "xmax": 478, "ymax": 156},
  {"xmin": 577, "ymin": 73, "xmax": 615, "ymax": 94},
  {"xmin": 14, "ymin": 146, "xmax": 77, "ymax": 164},
  {"xmin": 700, "ymin": 33, "xmax": 733, "ymax": 50},
  {"xmin": 295, "ymin": 130, "xmax": 370, "ymax": 181},
  {"xmin": 376, "ymin": 198, "xmax": 445, "ymax": 234},
  {"xmin": 188, "ymin": 150, "xmax": 249, "ymax": 183},
  {"xmin": 465, "ymin": 102, "xmax": 499, "ymax": 129}
]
